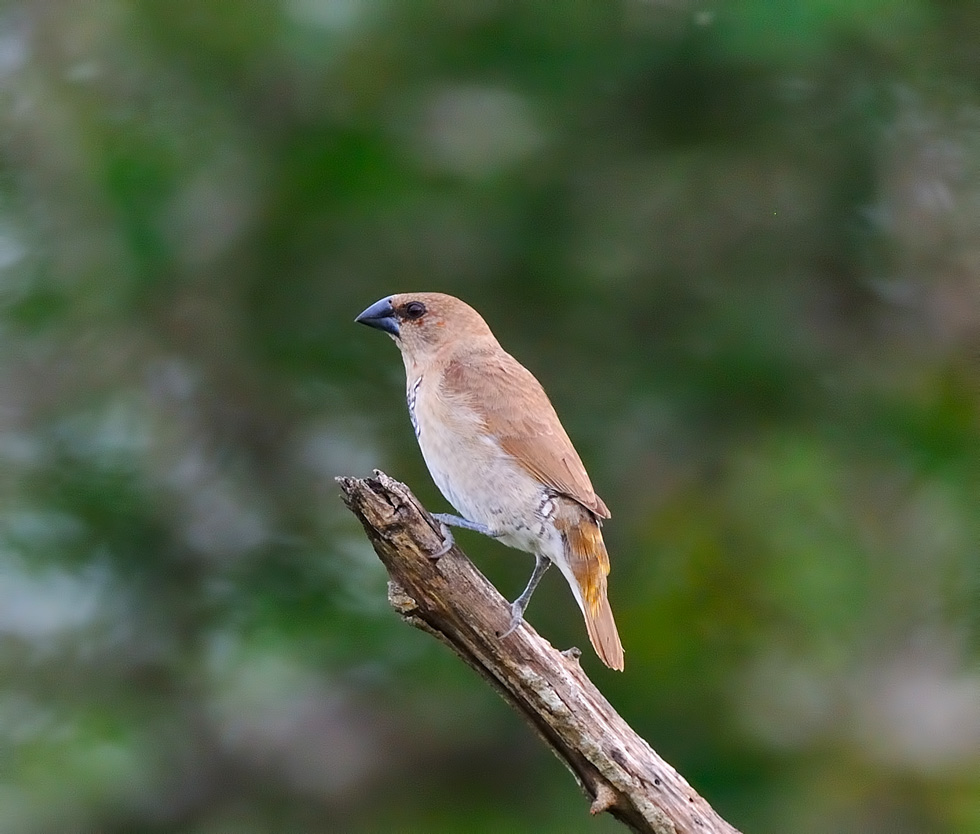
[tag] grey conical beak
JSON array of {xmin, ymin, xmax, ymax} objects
[{"xmin": 355, "ymin": 297, "xmax": 399, "ymax": 337}]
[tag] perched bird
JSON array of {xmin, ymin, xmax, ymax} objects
[{"xmin": 355, "ymin": 292, "xmax": 624, "ymax": 671}]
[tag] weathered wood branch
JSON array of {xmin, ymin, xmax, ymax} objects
[{"xmin": 337, "ymin": 471, "xmax": 742, "ymax": 834}]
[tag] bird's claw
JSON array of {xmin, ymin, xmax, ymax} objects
[
  {"xmin": 498, "ymin": 603, "xmax": 525, "ymax": 639},
  {"xmin": 429, "ymin": 522, "xmax": 454, "ymax": 559}
]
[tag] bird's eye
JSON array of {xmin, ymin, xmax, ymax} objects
[{"xmin": 404, "ymin": 301, "xmax": 426, "ymax": 319}]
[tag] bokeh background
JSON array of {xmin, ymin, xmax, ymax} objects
[{"xmin": 1, "ymin": 2, "xmax": 979, "ymax": 832}]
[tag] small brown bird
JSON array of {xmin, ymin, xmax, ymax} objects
[{"xmin": 355, "ymin": 292, "xmax": 624, "ymax": 670}]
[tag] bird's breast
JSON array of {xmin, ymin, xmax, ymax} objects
[{"xmin": 410, "ymin": 373, "xmax": 547, "ymax": 542}]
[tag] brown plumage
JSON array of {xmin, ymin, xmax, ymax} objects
[{"xmin": 355, "ymin": 292, "xmax": 624, "ymax": 670}]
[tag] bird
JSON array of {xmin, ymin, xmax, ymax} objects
[{"xmin": 355, "ymin": 292, "xmax": 624, "ymax": 671}]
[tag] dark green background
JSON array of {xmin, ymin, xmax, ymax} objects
[{"xmin": 2, "ymin": 2, "xmax": 979, "ymax": 832}]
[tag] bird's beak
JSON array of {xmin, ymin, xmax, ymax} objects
[{"xmin": 355, "ymin": 297, "xmax": 399, "ymax": 337}]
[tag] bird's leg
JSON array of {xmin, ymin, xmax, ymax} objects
[
  {"xmin": 499, "ymin": 554, "xmax": 551, "ymax": 639},
  {"xmin": 428, "ymin": 513, "xmax": 499, "ymax": 560},
  {"xmin": 432, "ymin": 513, "xmax": 497, "ymax": 536}
]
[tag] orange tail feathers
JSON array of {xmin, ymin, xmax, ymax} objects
[
  {"xmin": 583, "ymin": 591, "xmax": 625, "ymax": 672},
  {"xmin": 564, "ymin": 519, "xmax": 625, "ymax": 671}
]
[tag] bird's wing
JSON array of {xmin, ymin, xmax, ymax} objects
[{"xmin": 441, "ymin": 349, "xmax": 610, "ymax": 518}]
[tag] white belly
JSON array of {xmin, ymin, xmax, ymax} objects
[{"xmin": 410, "ymin": 373, "xmax": 557, "ymax": 557}]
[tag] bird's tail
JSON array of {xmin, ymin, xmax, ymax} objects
[{"xmin": 558, "ymin": 518, "xmax": 625, "ymax": 671}]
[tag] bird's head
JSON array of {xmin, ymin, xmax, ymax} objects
[{"xmin": 355, "ymin": 292, "xmax": 496, "ymax": 364}]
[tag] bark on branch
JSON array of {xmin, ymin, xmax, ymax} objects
[{"xmin": 337, "ymin": 470, "xmax": 742, "ymax": 834}]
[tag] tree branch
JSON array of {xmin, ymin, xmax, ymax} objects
[{"xmin": 337, "ymin": 471, "xmax": 742, "ymax": 834}]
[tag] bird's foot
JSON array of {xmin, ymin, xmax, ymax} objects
[
  {"xmin": 498, "ymin": 601, "xmax": 526, "ymax": 639},
  {"xmin": 497, "ymin": 554, "xmax": 549, "ymax": 639},
  {"xmin": 428, "ymin": 522, "xmax": 455, "ymax": 560}
]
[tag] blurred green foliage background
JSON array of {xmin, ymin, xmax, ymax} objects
[{"xmin": 1, "ymin": 1, "xmax": 979, "ymax": 832}]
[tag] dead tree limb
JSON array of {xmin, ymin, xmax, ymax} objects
[{"xmin": 337, "ymin": 470, "xmax": 742, "ymax": 834}]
